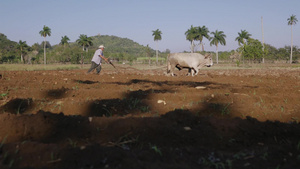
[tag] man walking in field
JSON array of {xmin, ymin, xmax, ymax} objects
[{"xmin": 87, "ymin": 45, "xmax": 109, "ymax": 75}]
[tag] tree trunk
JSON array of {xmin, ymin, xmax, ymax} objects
[
  {"xmin": 149, "ymin": 52, "xmax": 151, "ymax": 66},
  {"xmin": 191, "ymin": 40, "xmax": 195, "ymax": 53},
  {"xmin": 242, "ymin": 42, "xmax": 245, "ymax": 65},
  {"xmin": 20, "ymin": 48, "xmax": 23, "ymax": 63},
  {"xmin": 200, "ymin": 41, "xmax": 204, "ymax": 51},
  {"xmin": 81, "ymin": 45, "xmax": 84, "ymax": 68},
  {"xmin": 156, "ymin": 41, "xmax": 158, "ymax": 65},
  {"xmin": 261, "ymin": 16, "xmax": 265, "ymax": 63},
  {"xmin": 216, "ymin": 44, "xmax": 219, "ymax": 64},
  {"xmin": 44, "ymin": 37, "xmax": 46, "ymax": 65},
  {"xmin": 290, "ymin": 25, "xmax": 293, "ymax": 64}
]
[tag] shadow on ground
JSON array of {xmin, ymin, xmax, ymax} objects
[
  {"xmin": 0, "ymin": 98, "xmax": 34, "ymax": 114},
  {"xmin": 85, "ymin": 89, "xmax": 176, "ymax": 117},
  {"xmin": 1, "ymin": 100, "xmax": 300, "ymax": 168}
]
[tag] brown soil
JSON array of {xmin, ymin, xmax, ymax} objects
[{"xmin": 0, "ymin": 65, "xmax": 300, "ymax": 169}]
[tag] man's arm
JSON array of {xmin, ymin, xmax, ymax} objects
[{"xmin": 99, "ymin": 54, "xmax": 108, "ymax": 63}]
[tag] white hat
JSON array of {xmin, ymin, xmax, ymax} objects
[{"xmin": 99, "ymin": 45, "xmax": 105, "ymax": 48}]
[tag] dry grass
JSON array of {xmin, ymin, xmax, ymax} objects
[{"xmin": 0, "ymin": 64, "xmax": 80, "ymax": 71}]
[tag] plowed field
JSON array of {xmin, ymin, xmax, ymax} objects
[{"xmin": 0, "ymin": 65, "xmax": 300, "ymax": 169}]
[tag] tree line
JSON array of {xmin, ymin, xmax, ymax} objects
[
  {"xmin": 0, "ymin": 32, "xmax": 159, "ymax": 65},
  {"xmin": 0, "ymin": 14, "xmax": 298, "ymax": 65},
  {"xmin": 152, "ymin": 14, "xmax": 298, "ymax": 64}
]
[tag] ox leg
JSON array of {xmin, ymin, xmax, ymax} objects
[
  {"xmin": 186, "ymin": 68, "xmax": 192, "ymax": 76},
  {"xmin": 175, "ymin": 64, "xmax": 182, "ymax": 70},
  {"xmin": 190, "ymin": 69, "xmax": 194, "ymax": 77},
  {"xmin": 170, "ymin": 65, "xmax": 175, "ymax": 76},
  {"xmin": 195, "ymin": 66, "xmax": 203, "ymax": 76},
  {"xmin": 192, "ymin": 67, "xmax": 198, "ymax": 76},
  {"xmin": 194, "ymin": 69, "xmax": 199, "ymax": 75}
]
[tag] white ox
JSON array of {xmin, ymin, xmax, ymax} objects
[{"xmin": 167, "ymin": 53, "xmax": 213, "ymax": 76}]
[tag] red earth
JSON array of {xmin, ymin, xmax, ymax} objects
[{"xmin": 0, "ymin": 64, "xmax": 300, "ymax": 169}]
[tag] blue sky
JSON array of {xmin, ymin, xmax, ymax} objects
[{"xmin": 0, "ymin": 0, "xmax": 299, "ymax": 53}]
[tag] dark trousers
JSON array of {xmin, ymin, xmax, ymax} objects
[{"xmin": 87, "ymin": 61, "xmax": 102, "ymax": 74}]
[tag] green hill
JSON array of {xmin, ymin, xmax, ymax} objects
[
  {"xmin": 0, "ymin": 33, "xmax": 18, "ymax": 63},
  {"xmin": 0, "ymin": 33, "xmax": 162, "ymax": 64},
  {"xmin": 66, "ymin": 34, "xmax": 159, "ymax": 63},
  {"xmin": 89, "ymin": 35, "xmax": 155, "ymax": 58}
]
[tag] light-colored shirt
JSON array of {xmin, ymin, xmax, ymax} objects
[{"xmin": 91, "ymin": 49, "xmax": 103, "ymax": 64}]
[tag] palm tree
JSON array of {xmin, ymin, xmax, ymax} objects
[
  {"xmin": 85, "ymin": 36, "xmax": 93, "ymax": 53},
  {"xmin": 76, "ymin": 34, "xmax": 93, "ymax": 67},
  {"xmin": 39, "ymin": 25, "xmax": 51, "ymax": 65},
  {"xmin": 76, "ymin": 34, "xmax": 93, "ymax": 52},
  {"xmin": 60, "ymin": 35, "xmax": 70, "ymax": 47},
  {"xmin": 210, "ymin": 30, "xmax": 226, "ymax": 64},
  {"xmin": 235, "ymin": 30, "xmax": 251, "ymax": 46},
  {"xmin": 152, "ymin": 29, "xmax": 162, "ymax": 65},
  {"xmin": 77, "ymin": 34, "xmax": 87, "ymax": 51},
  {"xmin": 195, "ymin": 26, "xmax": 210, "ymax": 51},
  {"xmin": 185, "ymin": 25, "xmax": 197, "ymax": 53},
  {"xmin": 235, "ymin": 30, "xmax": 251, "ymax": 64},
  {"xmin": 17, "ymin": 40, "xmax": 28, "ymax": 63},
  {"xmin": 287, "ymin": 14, "xmax": 298, "ymax": 64}
]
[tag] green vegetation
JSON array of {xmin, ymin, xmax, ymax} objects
[
  {"xmin": 0, "ymin": 33, "xmax": 160, "ymax": 65},
  {"xmin": 0, "ymin": 33, "xmax": 18, "ymax": 63},
  {"xmin": 91, "ymin": 35, "xmax": 159, "ymax": 64},
  {"xmin": 67, "ymin": 138, "xmax": 78, "ymax": 148},
  {"xmin": 243, "ymin": 38, "xmax": 265, "ymax": 62},
  {"xmin": 0, "ymin": 15, "xmax": 299, "ymax": 65},
  {"xmin": 16, "ymin": 40, "xmax": 29, "ymax": 63},
  {"xmin": 150, "ymin": 144, "xmax": 162, "ymax": 156}
]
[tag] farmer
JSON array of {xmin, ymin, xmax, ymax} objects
[{"xmin": 87, "ymin": 45, "xmax": 109, "ymax": 75}]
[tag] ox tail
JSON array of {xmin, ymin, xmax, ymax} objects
[{"xmin": 167, "ymin": 54, "xmax": 171, "ymax": 73}]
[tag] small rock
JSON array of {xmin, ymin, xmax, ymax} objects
[
  {"xmin": 258, "ymin": 142, "xmax": 264, "ymax": 146},
  {"xmin": 56, "ymin": 101, "xmax": 63, "ymax": 105},
  {"xmin": 244, "ymin": 163, "xmax": 250, "ymax": 167},
  {"xmin": 88, "ymin": 117, "xmax": 93, "ymax": 122},
  {"xmin": 184, "ymin": 127, "xmax": 191, "ymax": 131},
  {"xmin": 157, "ymin": 100, "xmax": 166, "ymax": 105},
  {"xmin": 195, "ymin": 86, "xmax": 206, "ymax": 89}
]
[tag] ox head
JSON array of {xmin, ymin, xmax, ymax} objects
[{"xmin": 204, "ymin": 53, "xmax": 213, "ymax": 67}]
